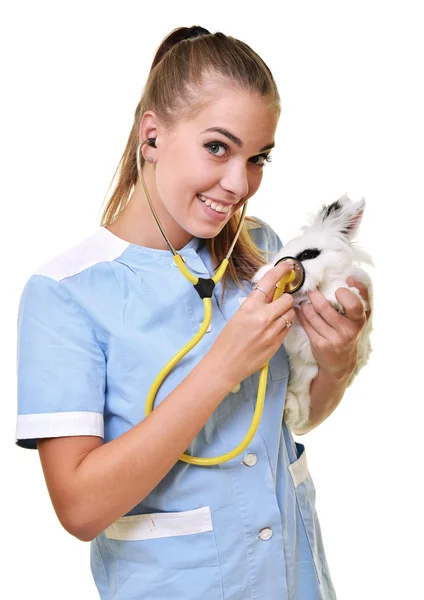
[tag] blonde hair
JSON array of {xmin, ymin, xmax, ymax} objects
[{"xmin": 100, "ymin": 26, "xmax": 281, "ymax": 301}]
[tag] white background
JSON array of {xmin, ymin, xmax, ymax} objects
[{"xmin": 2, "ymin": 1, "xmax": 423, "ymax": 598}]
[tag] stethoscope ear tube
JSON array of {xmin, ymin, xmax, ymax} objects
[{"xmin": 139, "ymin": 137, "xmax": 302, "ymax": 465}]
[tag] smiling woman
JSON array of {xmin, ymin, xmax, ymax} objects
[
  {"xmin": 16, "ymin": 25, "xmax": 338, "ymax": 600},
  {"xmin": 105, "ymin": 77, "xmax": 280, "ymax": 272},
  {"xmin": 100, "ymin": 29, "xmax": 282, "ymax": 297}
]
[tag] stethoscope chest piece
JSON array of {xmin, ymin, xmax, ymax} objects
[{"xmin": 274, "ymin": 256, "xmax": 305, "ymax": 294}]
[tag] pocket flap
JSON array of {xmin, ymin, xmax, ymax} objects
[
  {"xmin": 288, "ymin": 443, "xmax": 309, "ymax": 487},
  {"xmin": 104, "ymin": 506, "xmax": 213, "ymax": 541}
]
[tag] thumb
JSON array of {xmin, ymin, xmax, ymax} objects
[{"xmin": 254, "ymin": 260, "xmax": 295, "ymax": 304}]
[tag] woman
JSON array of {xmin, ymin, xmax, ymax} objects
[{"xmin": 16, "ymin": 26, "xmax": 369, "ymax": 599}]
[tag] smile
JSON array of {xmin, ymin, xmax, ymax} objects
[{"xmin": 197, "ymin": 194, "xmax": 231, "ymax": 213}]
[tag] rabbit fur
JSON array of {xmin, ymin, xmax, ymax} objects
[{"xmin": 252, "ymin": 194, "xmax": 374, "ymax": 430}]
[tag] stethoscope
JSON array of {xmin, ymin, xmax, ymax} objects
[{"xmin": 137, "ymin": 139, "xmax": 305, "ymax": 466}]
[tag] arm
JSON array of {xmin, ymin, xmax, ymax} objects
[
  {"xmin": 290, "ymin": 366, "xmax": 353, "ymax": 435},
  {"xmin": 37, "ymin": 261, "xmax": 295, "ymax": 543},
  {"xmin": 291, "ymin": 277, "xmax": 371, "ymax": 435},
  {"xmin": 38, "ymin": 350, "xmax": 237, "ymax": 543}
]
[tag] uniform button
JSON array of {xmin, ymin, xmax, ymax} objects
[
  {"xmin": 199, "ymin": 321, "xmax": 213, "ymax": 332},
  {"xmin": 243, "ymin": 452, "xmax": 257, "ymax": 467},
  {"xmin": 259, "ymin": 527, "xmax": 273, "ymax": 541},
  {"xmin": 230, "ymin": 383, "xmax": 240, "ymax": 393}
]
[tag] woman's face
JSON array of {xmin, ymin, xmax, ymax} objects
[{"xmin": 146, "ymin": 80, "xmax": 279, "ymax": 245}]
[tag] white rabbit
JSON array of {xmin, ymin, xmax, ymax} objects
[{"xmin": 252, "ymin": 194, "xmax": 374, "ymax": 430}]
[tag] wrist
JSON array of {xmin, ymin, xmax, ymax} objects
[
  {"xmin": 200, "ymin": 348, "xmax": 240, "ymax": 395},
  {"xmin": 317, "ymin": 363, "xmax": 354, "ymax": 385}
]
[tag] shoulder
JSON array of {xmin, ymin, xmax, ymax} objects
[
  {"xmin": 33, "ymin": 226, "xmax": 130, "ymax": 282},
  {"xmin": 19, "ymin": 227, "xmax": 130, "ymax": 315},
  {"xmin": 245, "ymin": 215, "xmax": 283, "ymax": 256}
]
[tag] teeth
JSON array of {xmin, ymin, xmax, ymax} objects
[{"xmin": 198, "ymin": 194, "xmax": 230, "ymax": 213}]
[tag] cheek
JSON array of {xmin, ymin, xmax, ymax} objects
[
  {"xmin": 155, "ymin": 156, "xmax": 198, "ymax": 203},
  {"xmin": 169, "ymin": 153, "xmax": 216, "ymax": 194},
  {"xmin": 192, "ymin": 164, "xmax": 220, "ymax": 192},
  {"xmin": 247, "ymin": 169, "xmax": 263, "ymax": 195},
  {"xmin": 302, "ymin": 263, "xmax": 325, "ymax": 292}
]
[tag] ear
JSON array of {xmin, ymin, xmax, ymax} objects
[
  {"xmin": 315, "ymin": 194, "xmax": 366, "ymax": 239},
  {"xmin": 344, "ymin": 197, "xmax": 365, "ymax": 236},
  {"xmin": 138, "ymin": 110, "xmax": 159, "ymax": 146}
]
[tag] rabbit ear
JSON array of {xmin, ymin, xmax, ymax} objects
[{"xmin": 314, "ymin": 193, "xmax": 365, "ymax": 240}]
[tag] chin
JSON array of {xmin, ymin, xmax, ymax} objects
[{"xmin": 201, "ymin": 220, "xmax": 231, "ymax": 238}]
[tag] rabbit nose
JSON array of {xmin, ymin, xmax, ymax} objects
[{"xmin": 273, "ymin": 257, "xmax": 305, "ymax": 294}]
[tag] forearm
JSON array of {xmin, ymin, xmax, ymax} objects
[
  {"xmin": 71, "ymin": 351, "xmax": 235, "ymax": 541},
  {"xmin": 291, "ymin": 367, "xmax": 352, "ymax": 435},
  {"xmin": 292, "ymin": 278, "xmax": 370, "ymax": 436}
]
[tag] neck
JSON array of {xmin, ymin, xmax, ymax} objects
[{"xmin": 106, "ymin": 165, "xmax": 194, "ymax": 251}]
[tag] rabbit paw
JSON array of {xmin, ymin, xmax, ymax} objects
[
  {"xmin": 328, "ymin": 286, "xmax": 367, "ymax": 315},
  {"xmin": 330, "ymin": 299, "xmax": 346, "ymax": 315},
  {"xmin": 323, "ymin": 292, "xmax": 346, "ymax": 315},
  {"xmin": 347, "ymin": 285, "xmax": 369, "ymax": 312},
  {"xmin": 283, "ymin": 391, "xmax": 301, "ymax": 427}
]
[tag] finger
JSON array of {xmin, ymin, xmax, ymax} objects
[
  {"xmin": 346, "ymin": 277, "xmax": 372, "ymax": 318},
  {"xmin": 306, "ymin": 290, "xmax": 346, "ymax": 330},
  {"xmin": 300, "ymin": 299, "xmax": 336, "ymax": 338},
  {"xmin": 269, "ymin": 289, "xmax": 295, "ymax": 318},
  {"xmin": 252, "ymin": 261, "xmax": 295, "ymax": 303},
  {"xmin": 335, "ymin": 287, "xmax": 366, "ymax": 324},
  {"xmin": 346, "ymin": 277, "xmax": 370, "ymax": 304},
  {"xmin": 276, "ymin": 308, "xmax": 296, "ymax": 332},
  {"xmin": 295, "ymin": 306, "xmax": 322, "ymax": 346}
]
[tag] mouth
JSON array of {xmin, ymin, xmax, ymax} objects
[{"xmin": 197, "ymin": 194, "xmax": 235, "ymax": 214}]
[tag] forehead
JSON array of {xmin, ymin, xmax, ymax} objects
[{"xmin": 177, "ymin": 79, "xmax": 278, "ymax": 147}]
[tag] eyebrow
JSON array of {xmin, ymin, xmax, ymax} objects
[{"xmin": 201, "ymin": 127, "xmax": 275, "ymax": 152}]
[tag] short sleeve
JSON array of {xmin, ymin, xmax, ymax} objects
[{"xmin": 16, "ymin": 274, "xmax": 106, "ymax": 449}]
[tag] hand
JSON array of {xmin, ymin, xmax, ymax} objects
[
  {"xmin": 295, "ymin": 278, "xmax": 371, "ymax": 380},
  {"xmin": 209, "ymin": 261, "xmax": 296, "ymax": 387}
]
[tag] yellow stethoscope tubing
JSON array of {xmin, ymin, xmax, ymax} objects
[
  {"xmin": 137, "ymin": 138, "xmax": 297, "ymax": 465},
  {"xmin": 145, "ymin": 264, "xmax": 296, "ymax": 466}
]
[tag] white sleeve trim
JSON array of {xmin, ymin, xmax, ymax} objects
[
  {"xmin": 16, "ymin": 411, "xmax": 104, "ymax": 441},
  {"xmin": 104, "ymin": 506, "xmax": 213, "ymax": 541}
]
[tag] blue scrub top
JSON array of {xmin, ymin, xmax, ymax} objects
[{"xmin": 16, "ymin": 218, "xmax": 337, "ymax": 599}]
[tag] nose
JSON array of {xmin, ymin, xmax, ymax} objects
[{"xmin": 219, "ymin": 159, "xmax": 250, "ymax": 200}]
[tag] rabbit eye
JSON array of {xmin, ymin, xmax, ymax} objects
[{"xmin": 296, "ymin": 248, "xmax": 321, "ymax": 262}]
